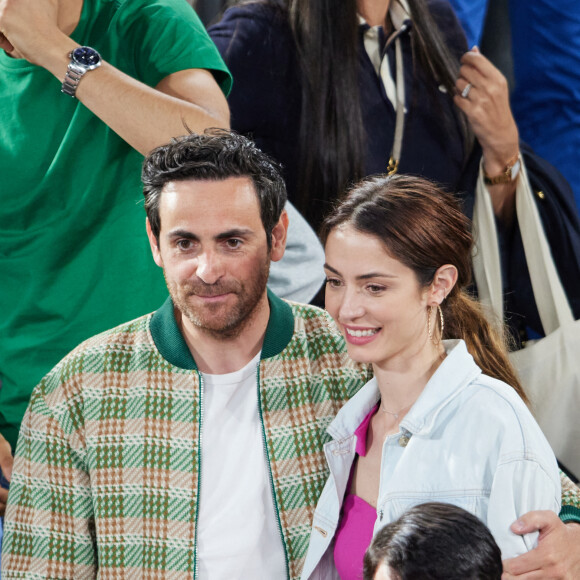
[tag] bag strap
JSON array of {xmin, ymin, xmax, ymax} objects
[
  {"xmin": 472, "ymin": 168, "xmax": 505, "ymax": 324},
  {"xmin": 472, "ymin": 156, "xmax": 574, "ymax": 335}
]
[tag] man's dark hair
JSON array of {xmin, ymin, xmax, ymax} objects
[
  {"xmin": 363, "ymin": 502, "xmax": 503, "ymax": 580},
  {"xmin": 142, "ymin": 129, "xmax": 287, "ymax": 247}
]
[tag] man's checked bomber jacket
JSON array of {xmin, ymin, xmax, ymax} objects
[
  {"xmin": 2, "ymin": 292, "xmax": 368, "ymax": 579},
  {"xmin": 3, "ymin": 291, "xmax": 579, "ymax": 579}
]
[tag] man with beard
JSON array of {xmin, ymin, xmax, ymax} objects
[
  {"xmin": 3, "ymin": 130, "xmax": 580, "ymax": 580},
  {"xmin": 1, "ymin": 129, "xmax": 367, "ymax": 579}
]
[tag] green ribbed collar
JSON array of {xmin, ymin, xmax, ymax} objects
[
  {"xmin": 150, "ymin": 288, "xmax": 294, "ymax": 370},
  {"xmin": 559, "ymin": 504, "xmax": 580, "ymax": 524}
]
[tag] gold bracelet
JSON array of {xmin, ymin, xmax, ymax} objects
[{"xmin": 483, "ymin": 152, "xmax": 521, "ymax": 185}]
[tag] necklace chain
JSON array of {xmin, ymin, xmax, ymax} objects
[{"xmin": 379, "ymin": 401, "xmax": 412, "ymax": 420}]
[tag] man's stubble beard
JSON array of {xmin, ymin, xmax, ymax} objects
[{"xmin": 165, "ymin": 256, "xmax": 271, "ymax": 340}]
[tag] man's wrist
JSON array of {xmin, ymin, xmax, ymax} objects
[
  {"xmin": 62, "ymin": 46, "xmax": 102, "ymax": 97},
  {"xmin": 31, "ymin": 34, "xmax": 79, "ymax": 82}
]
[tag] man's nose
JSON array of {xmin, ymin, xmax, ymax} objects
[{"xmin": 195, "ymin": 250, "xmax": 224, "ymax": 285}]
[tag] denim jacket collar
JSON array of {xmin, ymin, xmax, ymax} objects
[{"xmin": 327, "ymin": 340, "xmax": 482, "ymax": 441}]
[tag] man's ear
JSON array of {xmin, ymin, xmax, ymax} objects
[
  {"xmin": 146, "ymin": 218, "xmax": 163, "ymax": 268},
  {"xmin": 428, "ymin": 264, "xmax": 458, "ymax": 305},
  {"xmin": 270, "ymin": 210, "xmax": 289, "ymax": 263}
]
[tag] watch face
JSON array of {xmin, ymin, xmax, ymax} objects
[{"xmin": 72, "ymin": 46, "xmax": 101, "ymax": 67}]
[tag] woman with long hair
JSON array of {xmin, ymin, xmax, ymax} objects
[
  {"xmin": 300, "ymin": 174, "xmax": 560, "ymax": 579},
  {"xmin": 208, "ymin": 0, "xmax": 580, "ymax": 341}
]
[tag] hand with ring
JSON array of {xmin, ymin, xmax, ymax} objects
[{"xmin": 453, "ymin": 46, "xmax": 519, "ymax": 180}]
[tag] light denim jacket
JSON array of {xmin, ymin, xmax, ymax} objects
[{"xmin": 301, "ymin": 340, "xmax": 561, "ymax": 580}]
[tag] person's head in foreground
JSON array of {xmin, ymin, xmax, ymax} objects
[
  {"xmin": 142, "ymin": 128, "xmax": 288, "ymax": 342},
  {"xmin": 363, "ymin": 502, "xmax": 503, "ymax": 580},
  {"xmin": 320, "ymin": 173, "xmax": 525, "ymax": 398}
]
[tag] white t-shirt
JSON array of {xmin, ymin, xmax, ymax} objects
[{"xmin": 197, "ymin": 353, "xmax": 287, "ymax": 579}]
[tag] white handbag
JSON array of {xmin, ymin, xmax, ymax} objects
[{"xmin": 472, "ymin": 157, "xmax": 580, "ymax": 477}]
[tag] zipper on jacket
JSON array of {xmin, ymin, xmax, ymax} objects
[
  {"xmin": 193, "ymin": 372, "xmax": 205, "ymax": 580},
  {"xmin": 255, "ymin": 364, "xmax": 291, "ymax": 579}
]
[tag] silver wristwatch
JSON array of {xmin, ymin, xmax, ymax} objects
[{"xmin": 61, "ymin": 46, "xmax": 102, "ymax": 98}]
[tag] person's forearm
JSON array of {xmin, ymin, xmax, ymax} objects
[
  {"xmin": 22, "ymin": 32, "xmax": 230, "ymax": 155},
  {"xmin": 454, "ymin": 47, "xmax": 519, "ymax": 226},
  {"xmin": 77, "ymin": 62, "xmax": 230, "ymax": 155},
  {"xmin": 485, "ymin": 180, "xmax": 517, "ymax": 226}
]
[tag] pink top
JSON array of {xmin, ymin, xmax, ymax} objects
[{"xmin": 333, "ymin": 405, "xmax": 379, "ymax": 580}]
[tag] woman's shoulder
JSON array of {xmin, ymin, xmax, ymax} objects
[
  {"xmin": 467, "ymin": 373, "xmax": 529, "ymax": 414},
  {"xmin": 461, "ymin": 373, "xmax": 553, "ymax": 454},
  {"xmin": 437, "ymin": 342, "xmax": 553, "ymax": 463}
]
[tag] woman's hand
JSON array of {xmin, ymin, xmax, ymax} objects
[
  {"xmin": 454, "ymin": 46, "xmax": 519, "ymax": 174},
  {"xmin": 454, "ymin": 47, "xmax": 519, "ymax": 225}
]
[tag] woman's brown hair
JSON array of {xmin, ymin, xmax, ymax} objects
[{"xmin": 321, "ymin": 174, "xmax": 526, "ymax": 403}]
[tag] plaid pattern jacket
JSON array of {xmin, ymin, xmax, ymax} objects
[
  {"xmin": 3, "ymin": 294, "xmax": 580, "ymax": 579},
  {"xmin": 2, "ymin": 293, "xmax": 369, "ymax": 579}
]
